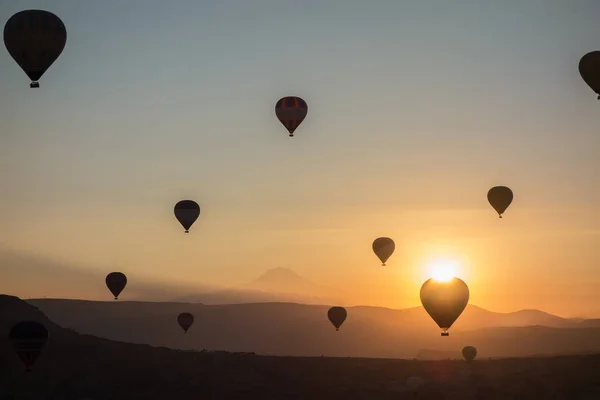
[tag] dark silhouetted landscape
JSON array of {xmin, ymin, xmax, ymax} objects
[
  {"xmin": 3, "ymin": 294, "xmax": 600, "ymax": 399},
  {"xmin": 25, "ymin": 296, "xmax": 600, "ymax": 360}
]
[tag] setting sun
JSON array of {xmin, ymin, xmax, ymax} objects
[{"xmin": 428, "ymin": 260, "xmax": 458, "ymax": 282}]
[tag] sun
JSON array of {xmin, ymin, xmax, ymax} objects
[{"xmin": 428, "ymin": 260, "xmax": 458, "ymax": 282}]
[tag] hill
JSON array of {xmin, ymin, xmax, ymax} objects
[
  {"xmin": 27, "ymin": 298, "xmax": 600, "ymax": 359},
  {"xmin": 4, "ymin": 295, "xmax": 600, "ymax": 399}
]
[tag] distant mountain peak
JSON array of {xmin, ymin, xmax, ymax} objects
[
  {"xmin": 245, "ymin": 268, "xmax": 323, "ymax": 296},
  {"xmin": 255, "ymin": 267, "xmax": 302, "ymax": 283}
]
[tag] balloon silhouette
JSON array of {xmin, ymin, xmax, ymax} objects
[
  {"xmin": 177, "ymin": 312, "xmax": 194, "ymax": 333},
  {"xmin": 462, "ymin": 346, "xmax": 477, "ymax": 362},
  {"xmin": 372, "ymin": 237, "xmax": 395, "ymax": 266},
  {"xmin": 275, "ymin": 96, "xmax": 308, "ymax": 137},
  {"xmin": 327, "ymin": 306, "xmax": 347, "ymax": 331},
  {"xmin": 105, "ymin": 272, "xmax": 127, "ymax": 300},
  {"xmin": 9, "ymin": 321, "xmax": 48, "ymax": 372},
  {"xmin": 420, "ymin": 277, "xmax": 469, "ymax": 336},
  {"xmin": 174, "ymin": 200, "xmax": 200, "ymax": 233},
  {"xmin": 487, "ymin": 186, "xmax": 513, "ymax": 218},
  {"xmin": 4, "ymin": 10, "xmax": 67, "ymax": 88},
  {"xmin": 579, "ymin": 51, "xmax": 600, "ymax": 100}
]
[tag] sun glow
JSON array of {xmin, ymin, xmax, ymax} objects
[{"xmin": 428, "ymin": 260, "xmax": 458, "ymax": 282}]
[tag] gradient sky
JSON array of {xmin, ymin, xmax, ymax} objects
[{"xmin": 1, "ymin": 0, "xmax": 600, "ymax": 317}]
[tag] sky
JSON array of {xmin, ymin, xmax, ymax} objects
[{"xmin": 1, "ymin": 0, "xmax": 600, "ymax": 317}]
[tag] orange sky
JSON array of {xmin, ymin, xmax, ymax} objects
[
  {"xmin": 2, "ymin": 204, "xmax": 600, "ymax": 318},
  {"xmin": 1, "ymin": 1, "xmax": 600, "ymax": 318}
]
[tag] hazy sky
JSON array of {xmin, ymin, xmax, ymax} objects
[{"xmin": 1, "ymin": 0, "xmax": 600, "ymax": 317}]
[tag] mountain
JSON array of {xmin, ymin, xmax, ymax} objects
[
  {"xmin": 0, "ymin": 250, "xmax": 343, "ymax": 305},
  {"xmin": 4, "ymin": 295, "xmax": 600, "ymax": 399},
  {"xmin": 578, "ymin": 318, "xmax": 600, "ymax": 328},
  {"xmin": 173, "ymin": 268, "xmax": 346, "ymax": 306},
  {"xmin": 26, "ymin": 298, "xmax": 600, "ymax": 360},
  {"xmin": 244, "ymin": 267, "xmax": 324, "ymax": 294},
  {"xmin": 450, "ymin": 305, "xmax": 577, "ymax": 330}
]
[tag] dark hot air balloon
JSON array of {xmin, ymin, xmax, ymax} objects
[
  {"xmin": 9, "ymin": 321, "xmax": 48, "ymax": 372},
  {"xmin": 106, "ymin": 272, "xmax": 127, "ymax": 300},
  {"xmin": 177, "ymin": 312, "xmax": 194, "ymax": 333},
  {"xmin": 462, "ymin": 346, "xmax": 477, "ymax": 362},
  {"xmin": 420, "ymin": 277, "xmax": 469, "ymax": 336},
  {"xmin": 372, "ymin": 237, "xmax": 395, "ymax": 266},
  {"xmin": 487, "ymin": 186, "xmax": 513, "ymax": 218},
  {"xmin": 174, "ymin": 200, "xmax": 200, "ymax": 233},
  {"xmin": 579, "ymin": 51, "xmax": 600, "ymax": 100},
  {"xmin": 4, "ymin": 10, "xmax": 67, "ymax": 88},
  {"xmin": 327, "ymin": 306, "xmax": 347, "ymax": 331},
  {"xmin": 275, "ymin": 96, "xmax": 308, "ymax": 137}
]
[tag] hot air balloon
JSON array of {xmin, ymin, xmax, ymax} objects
[
  {"xmin": 9, "ymin": 321, "xmax": 48, "ymax": 372},
  {"xmin": 487, "ymin": 186, "xmax": 513, "ymax": 218},
  {"xmin": 106, "ymin": 272, "xmax": 127, "ymax": 300},
  {"xmin": 327, "ymin": 306, "xmax": 347, "ymax": 331},
  {"xmin": 275, "ymin": 96, "xmax": 308, "ymax": 137},
  {"xmin": 579, "ymin": 51, "xmax": 600, "ymax": 99},
  {"xmin": 462, "ymin": 346, "xmax": 477, "ymax": 362},
  {"xmin": 372, "ymin": 237, "xmax": 395, "ymax": 266},
  {"xmin": 174, "ymin": 200, "xmax": 200, "ymax": 233},
  {"xmin": 4, "ymin": 10, "xmax": 67, "ymax": 88},
  {"xmin": 420, "ymin": 277, "xmax": 469, "ymax": 336},
  {"xmin": 177, "ymin": 312, "xmax": 194, "ymax": 333}
]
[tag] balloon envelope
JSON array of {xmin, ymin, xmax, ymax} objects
[
  {"xmin": 177, "ymin": 312, "xmax": 194, "ymax": 333},
  {"xmin": 106, "ymin": 272, "xmax": 127, "ymax": 300},
  {"xmin": 9, "ymin": 320, "xmax": 48, "ymax": 371},
  {"xmin": 462, "ymin": 346, "xmax": 477, "ymax": 362},
  {"xmin": 487, "ymin": 186, "xmax": 513, "ymax": 218},
  {"xmin": 275, "ymin": 96, "xmax": 308, "ymax": 137},
  {"xmin": 327, "ymin": 306, "xmax": 347, "ymax": 331},
  {"xmin": 372, "ymin": 237, "xmax": 395, "ymax": 265},
  {"xmin": 420, "ymin": 277, "xmax": 469, "ymax": 336},
  {"xmin": 579, "ymin": 51, "xmax": 600, "ymax": 99},
  {"xmin": 3, "ymin": 10, "xmax": 67, "ymax": 87},
  {"xmin": 174, "ymin": 200, "xmax": 200, "ymax": 233}
]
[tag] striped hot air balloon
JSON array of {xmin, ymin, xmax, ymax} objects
[
  {"xmin": 9, "ymin": 321, "xmax": 48, "ymax": 372},
  {"xmin": 275, "ymin": 96, "xmax": 308, "ymax": 137}
]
